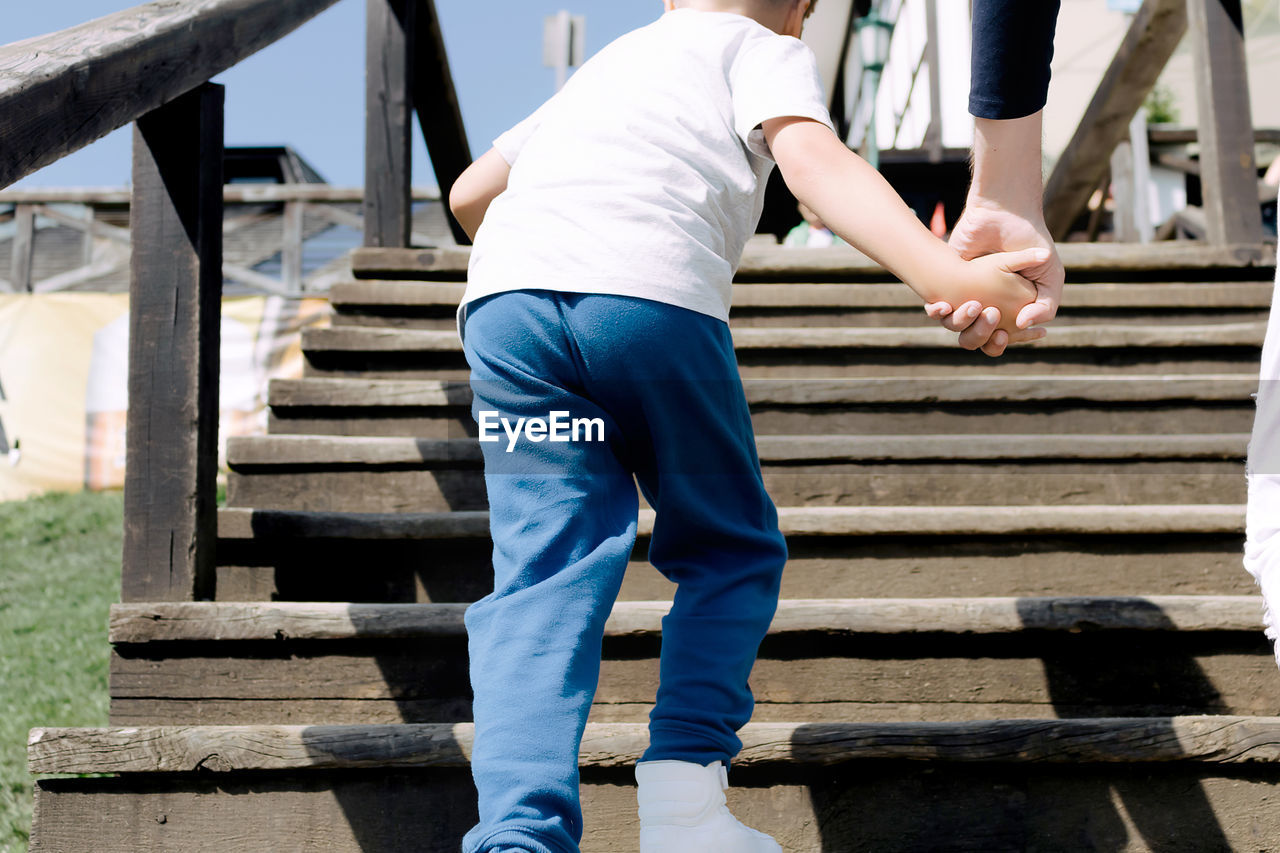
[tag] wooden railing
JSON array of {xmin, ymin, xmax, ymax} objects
[
  {"xmin": 1043, "ymin": 0, "xmax": 1264, "ymax": 246},
  {"xmin": 0, "ymin": 185, "xmax": 442, "ymax": 296},
  {"xmin": 0, "ymin": 0, "xmax": 470, "ymax": 602}
]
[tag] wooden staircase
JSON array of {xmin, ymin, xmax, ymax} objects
[{"xmin": 28, "ymin": 245, "xmax": 1280, "ymax": 851}]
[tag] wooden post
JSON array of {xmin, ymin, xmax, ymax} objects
[
  {"xmin": 1111, "ymin": 139, "xmax": 1138, "ymax": 242},
  {"xmin": 922, "ymin": 0, "xmax": 943, "ymax": 164},
  {"xmin": 1042, "ymin": 0, "xmax": 1186, "ymax": 239},
  {"xmin": 10, "ymin": 204, "xmax": 34, "ymax": 292},
  {"xmin": 122, "ymin": 83, "xmax": 224, "ymax": 603},
  {"xmin": 364, "ymin": 0, "xmax": 415, "ymax": 248},
  {"xmin": 282, "ymin": 200, "xmax": 305, "ymax": 291},
  {"xmin": 1187, "ymin": 0, "xmax": 1263, "ymax": 246},
  {"xmin": 414, "ymin": 0, "xmax": 473, "ymax": 245},
  {"xmin": 1129, "ymin": 110, "xmax": 1154, "ymax": 243}
]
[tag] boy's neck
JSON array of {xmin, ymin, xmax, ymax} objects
[{"xmin": 668, "ymin": 1, "xmax": 793, "ymax": 36}]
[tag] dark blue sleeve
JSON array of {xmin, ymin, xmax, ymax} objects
[{"xmin": 969, "ymin": 0, "xmax": 1062, "ymax": 120}]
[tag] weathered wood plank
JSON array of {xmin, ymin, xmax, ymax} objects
[
  {"xmin": 0, "ymin": 0, "xmax": 342, "ymax": 189},
  {"xmin": 103, "ymin": 641, "xmax": 1277, "ymax": 717},
  {"xmin": 225, "ymin": 433, "xmax": 1249, "ymax": 466},
  {"xmin": 268, "ymin": 375, "xmax": 1263, "ymax": 408},
  {"xmin": 7, "ymin": 204, "xmax": 34, "ymax": 292},
  {"xmin": 1042, "ymin": 0, "xmax": 1188, "ymax": 238},
  {"xmin": 216, "ymin": 504, "xmax": 1246, "ymax": 540},
  {"xmin": 0, "ymin": 186, "xmax": 440, "ymax": 205},
  {"xmin": 349, "ymin": 243, "xmax": 1279, "ymax": 279},
  {"xmin": 121, "ymin": 84, "xmax": 223, "ymax": 602},
  {"xmin": 105, "ymin": 596, "xmax": 1266, "ymax": 643},
  {"xmin": 303, "ymin": 322, "xmax": 1268, "ymax": 354},
  {"xmin": 413, "ymin": 0, "xmax": 471, "ymax": 245},
  {"xmin": 1187, "ymin": 0, "xmax": 1264, "ymax": 245},
  {"xmin": 28, "ymin": 717, "xmax": 1280, "ymax": 774},
  {"xmin": 328, "ymin": 280, "xmax": 1274, "ymax": 311},
  {"xmin": 226, "ymin": 463, "xmax": 1245, "ymax": 511},
  {"xmin": 29, "ymin": 763, "xmax": 1280, "ymax": 852},
  {"xmin": 281, "ymin": 200, "xmax": 304, "ymax": 290},
  {"xmin": 364, "ymin": 0, "xmax": 415, "ymax": 248}
]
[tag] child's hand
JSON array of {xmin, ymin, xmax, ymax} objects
[{"xmin": 949, "ymin": 248, "xmax": 1046, "ymax": 335}]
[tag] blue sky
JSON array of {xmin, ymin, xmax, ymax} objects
[{"xmin": 8, "ymin": 1, "xmax": 660, "ymax": 189}]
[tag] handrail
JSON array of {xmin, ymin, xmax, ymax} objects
[
  {"xmin": 0, "ymin": 0, "xmax": 342, "ymax": 190},
  {"xmin": 0, "ymin": 186, "xmax": 443, "ymax": 205}
]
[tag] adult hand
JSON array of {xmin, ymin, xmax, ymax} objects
[{"xmin": 925, "ymin": 113, "xmax": 1066, "ymax": 357}]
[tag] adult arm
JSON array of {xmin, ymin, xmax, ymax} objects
[{"xmin": 929, "ymin": 0, "xmax": 1064, "ymax": 356}]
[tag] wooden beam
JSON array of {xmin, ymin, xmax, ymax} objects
[
  {"xmin": 922, "ymin": 0, "xmax": 943, "ymax": 164},
  {"xmin": 364, "ymin": 0, "xmax": 415, "ymax": 248},
  {"xmin": 1148, "ymin": 127, "xmax": 1280, "ymax": 145},
  {"xmin": 0, "ymin": 186, "xmax": 442, "ymax": 205},
  {"xmin": 27, "ymin": 717, "xmax": 1280, "ymax": 775},
  {"xmin": 282, "ymin": 200, "xmax": 305, "ymax": 291},
  {"xmin": 1043, "ymin": 0, "xmax": 1187, "ymax": 239},
  {"xmin": 122, "ymin": 84, "xmax": 224, "ymax": 603},
  {"xmin": 1187, "ymin": 0, "xmax": 1263, "ymax": 245},
  {"xmin": 413, "ymin": 0, "xmax": 472, "ymax": 245},
  {"xmin": 1111, "ymin": 139, "xmax": 1138, "ymax": 242},
  {"xmin": 106, "ymin": 596, "xmax": 1266, "ymax": 644},
  {"xmin": 0, "ymin": 0, "xmax": 342, "ymax": 190},
  {"xmin": 9, "ymin": 205, "xmax": 34, "ymax": 292}
]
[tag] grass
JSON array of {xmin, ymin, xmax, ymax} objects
[
  {"xmin": 1, "ymin": 482, "xmax": 227, "ymax": 850},
  {"xmin": 0, "ymin": 489, "xmax": 123, "ymax": 852}
]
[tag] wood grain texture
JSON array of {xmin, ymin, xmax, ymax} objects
[
  {"xmin": 122, "ymin": 84, "xmax": 223, "ymax": 602},
  {"xmin": 29, "ymin": 764, "xmax": 1280, "ymax": 852},
  {"xmin": 0, "ymin": 186, "xmax": 441, "ymax": 204},
  {"xmin": 1187, "ymin": 0, "xmax": 1265, "ymax": 245},
  {"xmin": 28, "ymin": 717, "xmax": 1280, "ymax": 774},
  {"xmin": 216, "ymin": 504, "xmax": 1246, "ymax": 540},
  {"xmin": 224, "ymin": 433, "xmax": 1250, "ymax": 466},
  {"xmin": 327, "ymin": 280, "xmax": 1274, "ymax": 310},
  {"xmin": 350, "ymin": 243, "xmax": 1278, "ymax": 280},
  {"xmin": 413, "ymin": 0, "xmax": 471, "ymax": 245},
  {"xmin": 0, "ymin": 0, "xmax": 342, "ymax": 189},
  {"xmin": 105, "ymin": 596, "xmax": 1266, "ymax": 643},
  {"xmin": 302, "ymin": 322, "xmax": 1268, "ymax": 354},
  {"xmin": 267, "ymin": 375, "xmax": 1262, "ymax": 408},
  {"xmin": 364, "ymin": 0, "xmax": 414, "ymax": 248},
  {"xmin": 1042, "ymin": 0, "xmax": 1188, "ymax": 237}
]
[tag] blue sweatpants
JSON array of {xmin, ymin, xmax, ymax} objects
[{"xmin": 458, "ymin": 289, "xmax": 788, "ymax": 853}]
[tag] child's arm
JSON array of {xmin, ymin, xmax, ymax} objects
[
  {"xmin": 762, "ymin": 116, "xmax": 1042, "ymax": 335},
  {"xmin": 448, "ymin": 148, "xmax": 512, "ymax": 241}
]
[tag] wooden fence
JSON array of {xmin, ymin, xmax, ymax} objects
[
  {"xmin": 0, "ymin": 185, "xmax": 442, "ymax": 296},
  {"xmin": 0, "ymin": 0, "xmax": 469, "ymax": 602}
]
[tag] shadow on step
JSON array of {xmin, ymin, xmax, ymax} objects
[{"xmin": 800, "ymin": 596, "xmax": 1236, "ymax": 852}]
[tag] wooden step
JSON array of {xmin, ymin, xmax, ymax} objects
[
  {"xmin": 105, "ymin": 596, "xmax": 1276, "ymax": 725},
  {"xmin": 214, "ymin": 504, "xmax": 1253, "ymax": 603},
  {"xmin": 29, "ymin": 717, "xmax": 1280, "ymax": 851},
  {"xmin": 224, "ymin": 433, "xmax": 1249, "ymax": 511},
  {"xmin": 327, "ymin": 280, "xmax": 1274, "ymax": 330},
  {"xmin": 349, "ymin": 242, "xmax": 1279, "ymax": 282},
  {"xmin": 299, "ymin": 323, "xmax": 1266, "ymax": 380},
  {"xmin": 266, "ymin": 374, "xmax": 1262, "ymax": 437}
]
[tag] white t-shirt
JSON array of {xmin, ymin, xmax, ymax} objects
[{"xmin": 456, "ymin": 7, "xmax": 834, "ymax": 341}]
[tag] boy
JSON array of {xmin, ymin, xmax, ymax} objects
[{"xmin": 448, "ymin": 1, "xmax": 1047, "ymax": 850}]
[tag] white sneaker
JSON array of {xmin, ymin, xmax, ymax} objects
[{"xmin": 635, "ymin": 759, "xmax": 782, "ymax": 852}]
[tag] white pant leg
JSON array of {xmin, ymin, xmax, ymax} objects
[{"xmin": 1245, "ymin": 259, "xmax": 1280, "ymax": 667}]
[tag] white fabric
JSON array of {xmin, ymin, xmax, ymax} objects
[
  {"xmin": 456, "ymin": 8, "xmax": 834, "ymax": 342},
  {"xmin": 1246, "ymin": 260, "xmax": 1280, "ymax": 667}
]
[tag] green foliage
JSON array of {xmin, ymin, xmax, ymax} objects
[
  {"xmin": 0, "ymin": 490, "xmax": 122, "ymax": 852},
  {"xmin": 1144, "ymin": 83, "xmax": 1180, "ymax": 126}
]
